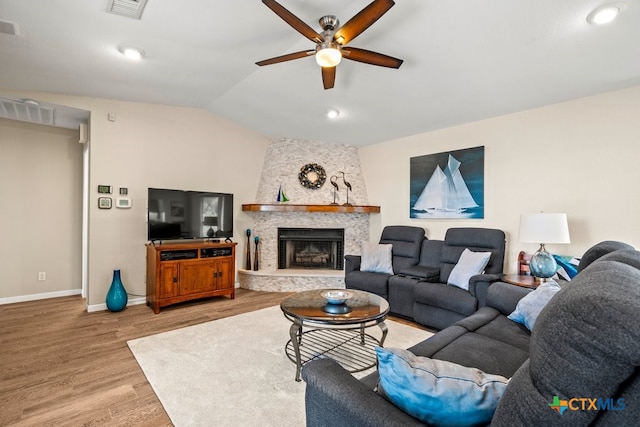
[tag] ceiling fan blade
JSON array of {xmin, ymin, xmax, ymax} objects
[
  {"xmin": 342, "ymin": 47, "xmax": 403, "ymax": 68},
  {"xmin": 256, "ymin": 50, "xmax": 314, "ymax": 66},
  {"xmin": 322, "ymin": 66, "xmax": 336, "ymax": 90},
  {"xmin": 262, "ymin": 0, "xmax": 323, "ymax": 43},
  {"xmin": 334, "ymin": 0, "xmax": 395, "ymax": 45}
]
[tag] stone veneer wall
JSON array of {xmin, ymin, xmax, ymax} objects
[
  {"xmin": 254, "ymin": 138, "xmax": 369, "ymax": 205},
  {"xmin": 239, "ymin": 138, "xmax": 374, "ymax": 292}
]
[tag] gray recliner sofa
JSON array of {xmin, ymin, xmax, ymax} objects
[
  {"xmin": 400, "ymin": 227, "xmax": 505, "ymax": 330},
  {"xmin": 344, "ymin": 225, "xmax": 425, "ymax": 301},
  {"xmin": 346, "ymin": 226, "xmax": 506, "ymax": 330},
  {"xmin": 303, "ymin": 241, "xmax": 638, "ymax": 426}
]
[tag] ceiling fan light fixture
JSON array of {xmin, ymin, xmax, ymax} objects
[
  {"xmin": 257, "ymin": 0, "xmax": 402, "ymax": 87},
  {"xmin": 316, "ymin": 44, "xmax": 342, "ymax": 67}
]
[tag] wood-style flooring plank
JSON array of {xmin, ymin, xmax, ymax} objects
[
  {"xmin": 0, "ymin": 289, "xmax": 289, "ymax": 426},
  {"xmin": 0, "ymin": 288, "xmax": 426, "ymax": 426}
]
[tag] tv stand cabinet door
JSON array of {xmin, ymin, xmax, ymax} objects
[
  {"xmin": 159, "ymin": 264, "xmax": 179, "ymax": 299},
  {"xmin": 179, "ymin": 261, "xmax": 217, "ymax": 295},
  {"xmin": 216, "ymin": 257, "xmax": 234, "ymax": 290}
]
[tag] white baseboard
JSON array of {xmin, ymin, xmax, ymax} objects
[
  {"xmin": 0, "ymin": 291, "xmax": 147, "ymax": 313},
  {"xmin": 87, "ymin": 296, "xmax": 147, "ymax": 313},
  {"xmin": 0, "ymin": 289, "xmax": 82, "ymax": 305}
]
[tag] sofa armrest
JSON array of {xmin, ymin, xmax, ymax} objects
[
  {"xmin": 468, "ymin": 273, "xmax": 503, "ymax": 307},
  {"xmin": 344, "ymin": 255, "xmax": 361, "ymax": 274},
  {"xmin": 486, "ymin": 281, "xmax": 533, "ymax": 316},
  {"xmin": 302, "ymin": 358, "xmax": 425, "ymax": 427}
]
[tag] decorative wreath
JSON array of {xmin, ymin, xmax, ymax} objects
[{"xmin": 298, "ymin": 163, "xmax": 327, "ymax": 189}]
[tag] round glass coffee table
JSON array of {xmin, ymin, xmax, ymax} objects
[{"xmin": 280, "ymin": 289, "xmax": 389, "ymax": 381}]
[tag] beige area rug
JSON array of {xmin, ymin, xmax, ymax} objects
[{"xmin": 127, "ymin": 305, "xmax": 432, "ymax": 427}]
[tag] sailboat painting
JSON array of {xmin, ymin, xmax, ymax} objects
[{"xmin": 410, "ymin": 146, "xmax": 484, "ymax": 219}]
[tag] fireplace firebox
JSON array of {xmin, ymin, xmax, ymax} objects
[{"xmin": 278, "ymin": 228, "xmax": 344, "ymax": 270}]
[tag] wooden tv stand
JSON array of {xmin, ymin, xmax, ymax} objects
[{"xmin": 146, "ymin": 241, "xmax": 237, "ymax": 314}]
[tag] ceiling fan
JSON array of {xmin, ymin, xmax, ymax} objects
[{"xmin": 256, "ymin": 0, "xmax": 403, "ymax": 90}]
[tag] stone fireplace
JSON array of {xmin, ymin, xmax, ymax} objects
[
  {"xmin": 237, "ymin": 210, "xmax": 371, "ymax": 292},
  {"xmin": 237, "ymin": 138, "xmax": 377, "ymax": 292},
  {"xmin": 278, "ymin": 228, "xmax": 344, "ymax": 270}
]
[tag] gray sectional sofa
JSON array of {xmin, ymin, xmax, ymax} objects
[
  {"xmin": 344, "ymin": 226, "xmax": 425, "ymax": 301},
  {"xmin": 345, "ymin": 226, "xmax": 506, "ymax": 330},
  {"xmin": 303, "ymin": 241, "xmax": 639, "ymax": 426}
]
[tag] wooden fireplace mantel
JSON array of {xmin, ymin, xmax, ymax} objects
[{"xmin": 241, "ymin": 203, "xmax": 380, "ymax": 214}]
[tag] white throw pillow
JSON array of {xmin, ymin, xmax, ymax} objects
[
  {"xmin": 447, "ymin": 248, "xmax": 491, "ymax": 290},
  {"xmin": 360, "ymin": 242, "xmax": 394, "ymax": 274}
]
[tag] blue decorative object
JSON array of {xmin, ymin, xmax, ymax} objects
[
  {"xmin": 322, "ymin": 303, "xmax": 351, "ymax": 314},
  {"xmin": 254, "ymin": 236, "xmax": 259, "ymax": 271},
  {"xmin": 530, "ymin": 246, "xmax": 558, "ymax": 278},
  {"xmin": 276, "ymin": 184, "xmax": 289, "ymax": 202},
  {"xmin": 245, "ymin": 229, "xmax": 251, "ymax": 270},
  {"xmin": 106, "ymin": 269, "xmax": 128, "ymax": 312}
]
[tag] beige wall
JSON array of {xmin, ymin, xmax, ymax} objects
[
  {"xmin": 3, "ymin": 85, "xmax": 639, "ymax": 306},
  {"xmin": 0, "ymin": 91, "xmax": 269, "ymax": 308},
  {"xmin": 360, "ymin": 86, "xmax": 640, "ymax": 273},
  {"xmin": 0, "ymin": 118, "xmax": 83, "ymax": 299},
  {"xmin": 85, "ymin": 99, "xmax": 268, "ymax": 309}
]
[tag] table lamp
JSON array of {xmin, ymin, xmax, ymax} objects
[
  {"xmin": 518, "ymin": 213, "xmax": 570, "ymax": 282},
  {"xmin": 203, "ymin": 216, "xmax": 218, "ymax": 238}
]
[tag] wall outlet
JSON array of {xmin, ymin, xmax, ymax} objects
[{"xmin": 38, "ymin": 272, "xmax": 46, "ymax": 281}]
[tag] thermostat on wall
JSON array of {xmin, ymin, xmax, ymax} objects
[
  {"xmin": 98, "ymin": 185, "xmax": 112, "ymax": 194},
  {"xmin": 116, "ymin": 197, "xmax": 132, "ymax": 209}
]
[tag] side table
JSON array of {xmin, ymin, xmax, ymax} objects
[{"xmin": 502, "ymin": 274, "xmax": 540, "ymax": 289}]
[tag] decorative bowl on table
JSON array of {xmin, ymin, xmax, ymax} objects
[{"xmin": 321, "ymin": 290, "xmax": 353, "ymax": 305}]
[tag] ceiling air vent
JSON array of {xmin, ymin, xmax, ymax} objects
[
  {"xmin": 0, "ymin": 20, "xmax": 19, "ymax": 36},
  {"xmin": 0, "ymin": 98, "xmax": 55, "ymax": 127},
  {"xmin": 106, "ymin": 0, "xmax": 148, "ymax": 19}
]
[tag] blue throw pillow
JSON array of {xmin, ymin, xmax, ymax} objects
[
  {"xmin": 375, "ymin": 347, "xmax": 509, "ymax": 426},
  {"xmin": 553, "ymin": 255, "xmax": 579, "ymax": 280},
  {"xmin": 508, "ymin": 279, "xmax": 561, "ymax": 331}
]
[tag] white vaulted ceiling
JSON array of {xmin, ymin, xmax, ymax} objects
[{"xmin": 1, "ymin": 0, "xmax": 639, "ymax": 144}]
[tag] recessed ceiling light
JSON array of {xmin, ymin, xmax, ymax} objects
[
  {"xmin": 587, "ymin": 4, "xmax": 622, "ymax": 25},
  {"xmin": 327, "ymin": 109, "xmax": 340, "ymax": 119},
  {"xmin": 120, "ymin": 46, "xmax": 144, "ymax": 60}
]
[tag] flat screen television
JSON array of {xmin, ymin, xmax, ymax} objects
[{"xmin": 147, "ymin": 188, "xmax": 233, "ymax": 241}]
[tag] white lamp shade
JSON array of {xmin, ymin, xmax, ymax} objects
[{"xmin": 519, "ymin": 213, "xmax": 570, "ymax": 244}]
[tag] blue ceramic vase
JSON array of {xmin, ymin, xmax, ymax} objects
[{"xmin": 106, "ymin": 269, "xmax": 128, "ymax": 312}]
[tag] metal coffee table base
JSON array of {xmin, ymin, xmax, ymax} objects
[{"xmin": 285, "ymin": 321, "xmax": 388, "ymax": 381}]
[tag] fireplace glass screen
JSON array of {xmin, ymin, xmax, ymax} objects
[{"xmin": 278, "ymin": 228, "xmax": 344, "ymax": 270}]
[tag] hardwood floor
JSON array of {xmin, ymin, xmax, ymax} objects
[
  {"xmin": 0, "ymin": 289, "xmax": 427, "ymax": 426},
  {"xmin": 0, "ymin": 289, "xmax": 289, "ymax": 426}
]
